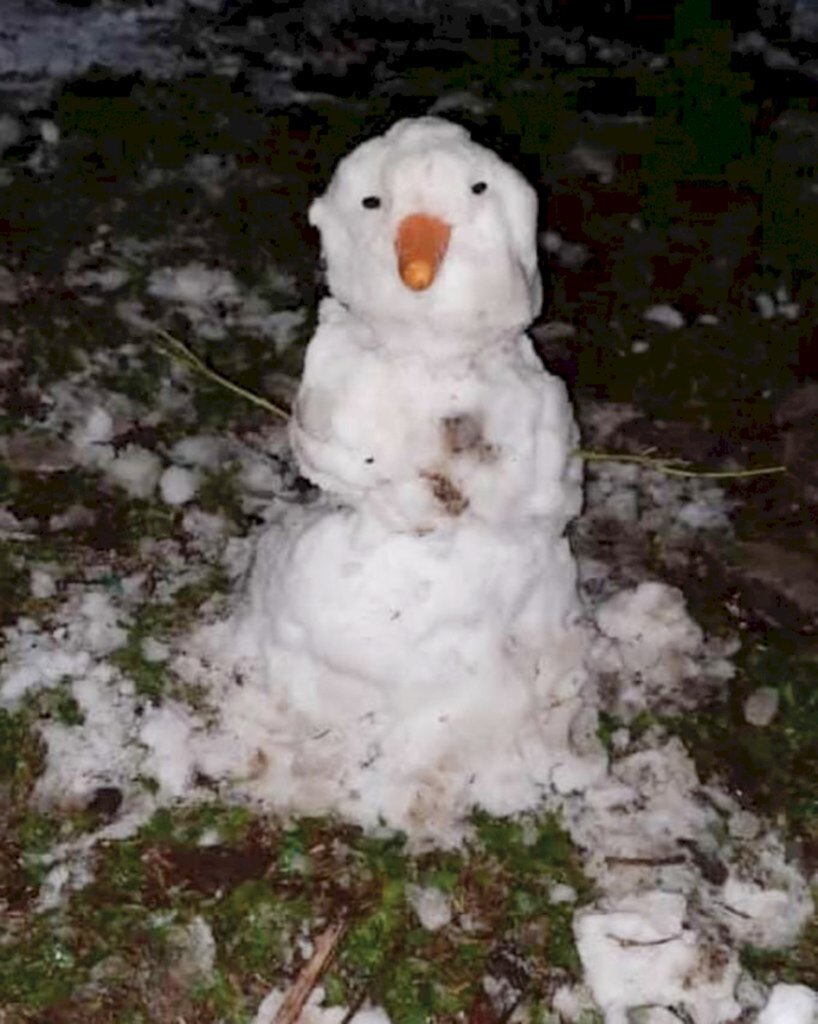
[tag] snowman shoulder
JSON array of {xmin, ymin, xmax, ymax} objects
[{"xmin": 302, "ymin": 299, "xmax": 376, "ymax": 385}]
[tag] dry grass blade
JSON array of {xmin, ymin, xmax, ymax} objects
[
  {"xmin": 274, "ymin": 919, "xmax": 347, "ymax": 1024},
  {"xmin": 578, "ymin": 449, "xmax": 786, "ymax": 479},
  {"xmin": 153, "ymin": 327, "xmax": 785, "ymax": 480},
  {"xmin": 154, "ymin": 327, "xmax": 290, "ymax": 422}
]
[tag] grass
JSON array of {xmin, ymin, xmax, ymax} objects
[
  {"xmin": 2, "ymin": 21, "xmax": 818, "ymax": 1022},
  {"xmin": 0, "ymin": 806, "xmax": 591, "ymax": 1021}
]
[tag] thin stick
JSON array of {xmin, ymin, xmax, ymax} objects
[
  {"xmin": 153, "ymin": 327, "xmax": 290, "ymax": 422},
  {"xmin": 153, "ymin": 328, "xmax": 786, "ymax": 480},
  {"xmin": 577, "ymin": 450, "xmax": 786, "ymax": 479},
  {"xmin": 273, "ymin": 919, "xmax": 347, "ymax": 1024}
]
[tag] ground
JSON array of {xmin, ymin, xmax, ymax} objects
[{"xmin": 1, "ymin": 3, "xmax": 817, "ymax": 1022}]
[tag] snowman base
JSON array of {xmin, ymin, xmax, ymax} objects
[{"xmin": 218, "ymin": 507, "xmax": 606, "ymax": 840}]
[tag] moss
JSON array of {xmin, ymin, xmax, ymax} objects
[
  {"xmin": 210, "ymin": 878, "xmax": 311, "ymax": 976},
  {"xmin": 0, "ymin": 706, "xmax": 45, "ymax": 803},
  {"xmin": 198, "ymin": 467, "xmax": 245, "ymax": 525},
  {"xmin": 0, "ymin": 919, "xmax": 82, "ymax": 1010},
  {"xmin": 740, "ymin": 908, "xmax": 818, "ymax": 988},
  {"xmin": 110, "ymin": 568, "xmax": 230, "ymax": 702},
  {"xmin": 670, "ymin": 637, "xmax": 818, "ymax": 838}
]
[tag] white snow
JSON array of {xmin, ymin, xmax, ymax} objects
[
  {"xmin": 1, "ymin": 115, "xmax": 814, "ymax": 1023},
  {"xmin": 159, "ymin": 464, "xmax": 200, "ymax": 506},
  {"xmin": 743, "ymin": 686, "xmax": 780, "ymax": 727},
  {"xmin": 30, "ymin": 566, "xmax": 57, "ymax": 599},
  {"xmin": 407, "ymin": 884, "xmax": 453, "ymax": 931},
  {"xmin": 757, "ymin": 984, "xmax": 818, "ymax": 1024},
  {"xmin": 251, "ymin": 987, "xmax": 391, "ymax": 1024},
  {"xmin": 574, "ymin": 890, "xmax": 740, "ymax": 1024},
  {"xmin": 643, "ymin": 303, "xmax": 685, "ymax": 329},
  {"xmin": 147, "ymin": 260, "xmax": 306, "ymax": 347},
  {"xmin": 221, "ymin": 116, "xmax": 595, "ymax": 835},
  {"xmin": 107, "ymin": 445, "xmax": 163, "ymax": 499}
]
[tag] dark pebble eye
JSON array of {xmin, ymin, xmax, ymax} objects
[
  {"xmin": 471, "ymin": 181, "xmax": 488, "ymax": 195},
  {"xmin": 362, "ymin": 195, "xmax": 381, "ymax": 209}
]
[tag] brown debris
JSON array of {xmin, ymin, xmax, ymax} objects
[
  {"xmin": 274, "ymin": 919, "xmax": 347, "ymax": 1024},
  {"xmin": 422, "ymin": 470, "xmax": 469, "ymax": 516}
]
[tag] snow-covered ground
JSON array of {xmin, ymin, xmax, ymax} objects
[{"xmin": 1, "ymin": 8, "xmax": 817, "ymax": 1023}]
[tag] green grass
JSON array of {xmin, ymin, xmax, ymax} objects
[{"xmin": 0, "ymin": 805, "xmax": 591, "ymax": 1022}]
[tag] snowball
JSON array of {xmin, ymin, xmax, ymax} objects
[
  {"xmin": 71, "ymin": 405, "xmax": 114, "ymax": 449},
  {"xmin": 141, "ymin": 637, "xmax": 170, "ymax": 664},
  {"xmin": 159, "ymin": 465, "xmax": 200, "ymax": 506},
  {"xmin": 148, "ymin": 263, "xmax": 241, "ymax": 306},
  {"xmin": 743, "ymin": 686, "xmax": 780, "ymax": 727},
  {"xmin": 406, "ymin": 885, "xmax": 452, "ymax": 931},
  {"xmin": 170, "ymin": 434, "xmax": 227, "ymax": 469},
  {"xmin": 30, "ymin": 567, "xmax": 57, "ymax": 599},
  {"xmin": 549, "ymin": 883, "xmax": 577, "ymax": 904},
  {"xmin": 757, "ymin": 984, "xmax": 818, "ymax": 1024},
  {"xmin": 40, "ymin": 120, "xmax": 60, "ymax": 145},
  {"xmin": 643, "ymin": 304, "xmax": 685, "ymax": 329},
  {"xmin": 107, "ymin": 445, "xmax": 162, "ymax": 499},
  {"xmin": 756, "ymin": 293, "xmax": 776, "ymax": 319}
]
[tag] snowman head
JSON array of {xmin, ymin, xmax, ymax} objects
[{"xmin": 309, "ymin": 118, "xmax": 542, "ymax": 340}]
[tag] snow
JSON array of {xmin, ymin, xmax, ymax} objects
[
  {"xmin": 147, "ymin": 261, "xmax": 306, "ymax": 347},
  {"xmin": 159, "ymin": 465, "xmax": 200, "ymax": 506},
  {"xmin": 643, "ymin": 303, "xmax": 685, "ymax": 329},
  {"xmin": 1, "ymin": 113, "xmax": 815, "ymax": 1021},
  {"xmin": 107, "ymin": 445, "xmax": 163, "ymax": 499},
  {"xmin": 574, "ymin": 890, "xmax": 741, "ymax": 1024},
  {"xmin": 222, "ymin": 116, "xmax": 594, "ymax": 835},
  {"xmin": 30, "ymin": 566, "xmax": 57, "ymax": 599},
  {"xmin": 407, "ymin": 884, "xmax": 453, "ymax": 931},
  {"xmin": 252, "ymin": 987, "xmax": 391, "ymax": 1024},
  {"xmin": 758, "ymin": 985, "xmax": 818, "ymax": 1024},
  {"xmin": 744, "ymin": 686, "xmax": 781, "ymax": 727}
]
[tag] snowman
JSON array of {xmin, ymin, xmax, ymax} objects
[{"xmin": 243, "ymin": 117, "xmax": 598, "ymax": 830}]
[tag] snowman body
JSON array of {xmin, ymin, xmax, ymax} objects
[{"xmin": 246, "ymin": 118, "xmax": 588, "ymax": 821}]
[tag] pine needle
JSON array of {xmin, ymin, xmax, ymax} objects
[
  {"xmin": 154, "ymin": 327, "xmax": 786, "ymax": 481},
  {"xmin": 153, "ymin": 327, "xmax": 290, "ymax": 422}
]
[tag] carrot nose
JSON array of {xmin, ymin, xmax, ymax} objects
[{"xmin": 395, "ymin": 213, "xmax": 451, "ymax": 291}]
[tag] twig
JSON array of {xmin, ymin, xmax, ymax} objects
[
  {"xmin": 153, "ymin": 327, "xmax": 290, "ymax": 422},
  {"xmin": 153, "ymin": 328, "xmax": 786, "ymax": 480},
  {"xmin": 273, "ymin": 919, "xmax": 347, "ymax": 1024},
  {"xmin": 578, "ymin": 449, "xmax": 786, "ymax": 479}
]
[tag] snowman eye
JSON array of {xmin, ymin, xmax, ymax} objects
[
  {"xmin": 471, "ymin": 181, "xmax": 488, "ymax": 195},
  {"xmin": 362, "ymin": 196, "xmax": 381, "ymax": 209}
]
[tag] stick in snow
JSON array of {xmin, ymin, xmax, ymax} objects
[{"xmin": 273, "ymin": 919, "xmax": 347, "ymax": 1024}]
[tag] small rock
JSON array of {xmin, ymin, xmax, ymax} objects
[{"xmin": 743, "ymin": 687, "xmax": 780, "ymax": 727}]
